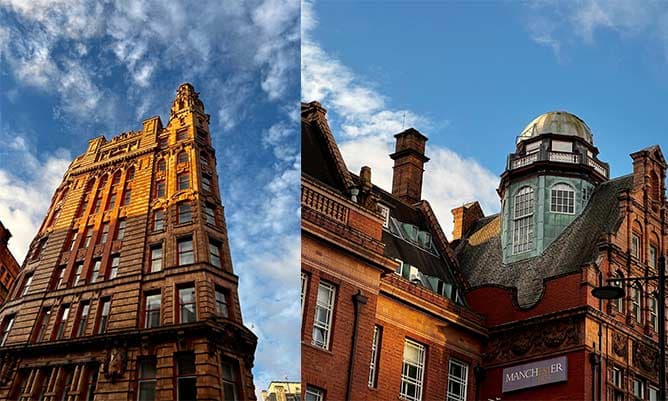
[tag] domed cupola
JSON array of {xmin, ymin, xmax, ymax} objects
[{"xmin": 499, "ymin": 111, "xmax": 609, "ymax": 263}]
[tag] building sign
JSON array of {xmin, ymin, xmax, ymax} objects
[{"xmin": 502, "ymin": 356, "xmax": 568, "ymax": 393}]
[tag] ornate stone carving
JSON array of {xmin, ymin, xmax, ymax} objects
[
  {"xmin": 103, "ymin": 346, "xmax": 127, "ymax": 381},
  {"xmin": 632, "ymin": 341, "xmax": 659, "ymax": 373},
  {"xmin": 612, "ymin": 332, "xmax": 627, "ymax": 357}
]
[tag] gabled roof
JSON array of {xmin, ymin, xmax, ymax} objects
[
  {"xmin": 455, "ymin": 174, "xmax": 634, "ymax": 308},
  {"xmin": 301, "ymin": 102, "xmax": 354, "ymax": 194},
  {"xmin": 631, "ymin": 144, "xmax": 667, "ymax": 167}
]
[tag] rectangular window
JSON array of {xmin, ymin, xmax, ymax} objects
[
  {"xmin": 199, "ymin": 152, "xmax": 208, "ymax": 167},
  {"xmin": 178, "ymin": 203, "xmax": 192, "ymax": 224},
  {"xmin": 106, "ymin": 193, "xmax": 116, "ymax": 210},
  {"xmin": 109, "ymin": 255, "xmax": 120, "ymax": 280},
  {"xmin": 178, "ymin": 286, "xmax": 196, "ymax": 323},
  {"xmin": 97, "ymin": 299, "xmax": 111, "ymax": 334},
  {"xmin": 34, "ymin": 308, "xmax": 51, "ymax": 342},
  {"xmin": 305, "ymin": 387, "xmax": 324, "ymax": 401},
  {"xmin": 138, "ymin": 358, "xmax": 157, "ymax": 401},
  {"xmin": 100, "ymin": 223, "xmax": 109, "ymax": 244},
  {"xmin": 447, "ymin": 359, "xmax": 469, "ymax": 401},
  {"xmin": 176, "ymin": 353, "xmax": 196, "ymax": 401},
  {"xmin": 650, "ymin": 295, "xmax": 658, "ymax": 330},
  {"xmin": 90, "ymin": 259, "xmax": 101, "ymax": 284},
  {"xmin": 1, "ymin": 315, "xmax": 15, "ymax": 346},
  {"xmin": 153, "ymin": 210, "xmax": 165, "ymax": 231},
  {"xmin": 155, "ymin": 181, "xmax": 166, "ymax": 198},
  {"xmin": 649, "ymin": 385, "xmax": 659, "ymax": 401},
  {"xmin": 53, "ymin": 265, "xmax": 66, "ymax": 289},
  {"xmin": 221, "ymin": 359, "xmax": 238, "ymax": 401},
  {"xmin": 612, "ymin": 366, "xmax": 623, "ymax": 387},
  {"xmin": 85, "ymin": 365, "xmax": 99, "ymax": 401},
  {"xmin": 301, "ymin": 272, "xmax": 307, "ymax": 316},
  {"xmin": 400, "ymin": 339, "xmax": 426, "ymax": 401},
  {"xmin": 215, "ymin": 288, "xmax": 229, "ymax": 318},
  {"xmin": 53, "ymin": 304, "xmax": 70, "ymax": 340},
  {"xmin": 552, "ymin": 140, "xmax": 573, "ymax": 153},
  {"xmin": 178, "ymin": 173, "xmax": 190, "ymax": 190},
  {"xmin": 649, "ymin": 245, "xmax": 657, "ymax": 268},
  {"xmin": 513, "ymin": 187, "xmax": 535, "ymax": 254},
  {"xmin": 176, "ymin": 130, "xmax": 189, "ymax": 142},
  {"xmin": 209, "ymin": 240, "xmax": 222, "ymax": 268},
  {"xmin": 21, "ymin": 273, "xmax": 33, "ymax": 296},
  {"xmin": 116, "ymin": 219, "xmax": 126, "ymax": 241},
  {"xmin": 204, "ymin": 204, "xmax": 216, "ymax": 225},
  {"xmin": 631, "ymin": 286, "xmax": 642, "ymax": 323},
  {"xmin": 178, "ymin": 237, "xmax": 194, "ymax": 266},
  {"xmin": 93, "ymin": 196, "xmax": 102, "ymax": 214},
  {"xmin": 123, "ymin": 189, "xmax": 132, "ymax": 206},
  {"xmin": 68, "ymin": 230, "xmax": 78, "ymax": 251},
  {"xmin": 75, "ymin": 302, "xmax": 90, "ymax": 337},
  {"xmin": 368, "ymin": 325, "xmax": 382, "ymax": 388},
  {"xmin": 145, "ymin": 293, "xmax": 161, "ymax": 328},
  {"xmin": 201, "ymin": 175, "xmax": 211, "ymax": 192},
  {"xmin": 633, "ymin": 378, "xmax": 644, "ymax": 399},
  {"xmin": 312, "ymin": 281, "xmax": 335, "ymax": 349},
  {"xmin": 84, "ymin": 226, "xmax": 94, "ymax": 248},
  {"xmin": 550, "ymin": 185, "xmax": 575, "ymax": 214},
  {"xmin": 150, "ymin": 245, "xmax": 163, "ymax": 273},
  {"xmin": 73, "ymin": 262, "xmax": 84, "ymax": 286},
  {"xmin": 632, "ymin": 234, "xmax": 640, "ymax": 258}
]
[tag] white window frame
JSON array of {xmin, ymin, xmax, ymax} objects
[
  {"xmin": 400, "ymin": 339, "xmax": 426, "ymax": 401},
  {"xmin": 613, "ymin": 274, "xmax": 625, "ymax": 314},
  {"xmin": 649, "ymin": 385, "xmax": 659, "ymax": 401},
  {"xmin": 633, "ymin": 377, "xmax": 644, "ymax": 399},
  {"xmin": 632, "ymin": 233, "xmax": 640, "ymax": 258},
  {"xmin": 447, "ymin": 359, "xmax": 469, "ymax": 401},
  {"xmin": 301, "ymin": 272, "xmax": 307, "ymax": 317},
  {"xmin": 21, "ymin": 273, "xmax": 33, "ymax": 296},
  {"xmin": 550, "ymin": 183, "xmax": 575, "ymax": 214},
  {"xmin": 378, "ymin": 204, "xmax": 390, "ymax": 228},
  {"xmin": 512, "ymin": 186, "xmax": 534, "ymax": 254},
  {"xmin": 368, "ymin": 325, "xmax": 381, "ymax": 388},
  {"xmin": 312, "ymin": 281, "xmax": 335, "ymax": 350},
  {"xmin": 649, "ymin": 294, "xmax": 658, "ymax": 330},
  {"xmin": 649, "ymin": 244, "xmax": 657, "ymax": 268},
  {"xmin": 305, "ymin": 386, "xmax": 324, "ymax": 401},
  {"xmin": 631, "ymin": 284, "xmax": 642, "ymax": 324}
]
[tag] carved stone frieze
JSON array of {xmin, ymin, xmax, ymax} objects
[
  {"xmin": 483, "ymin": 318, "xmax": 580, "ymax": 364},
  {"xmin": 612, "ymin": 332, "xmax": 627, "ymax": 357},
  {"xmin": 632, "ymin": 341, "xmax": 659, "ymax": 373},
  {"xmin": 102, "ymin": 345, "xmax": 127, "ymax": 382}
]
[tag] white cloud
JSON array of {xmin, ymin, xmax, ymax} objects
[
  {"xmin": 0, "ymin": 136, "xmax": 71, "ymax": 262},
  {"xmin": 525, "ymin": 0, "xmax": 668, "ymax": 59},
  {"xmin": 302, "ymin": 0, "xmax": 500, "ymax": 237}
]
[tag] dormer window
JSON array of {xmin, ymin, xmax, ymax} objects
[
  {"xmin": 550, "ymin": 183, "xmax": 575, "ymax": 214},
  {"xmin": 525, "ymin": 141, "xmax": 540, "ymax": 155},
  {"xmin": 377, "ymin": 204, "xmax": 390, "ymax": 228}
]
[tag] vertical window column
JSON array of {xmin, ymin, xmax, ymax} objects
[
  {"xmin": 176, "ymin": 353, "xmax": 196, "ymax": 401},
  {"xmin": 311, "ymin": 281, "xmax": 335, "ymax": 349},
  {"xmin": 400, "ymin": 339, "xmax": 426, "ymax": 401},
  {"xmin": 447, "ymin": 359, "xmax": 469, "ymax": 401}
]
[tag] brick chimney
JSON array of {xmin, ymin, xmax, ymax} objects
[
  {"xmin": 390, "ymin": 128, "xmax": 429, "ymax": 204},
  {"xmin": 451, "ymin": 201, "xmax": 484, "ymax": 240}
]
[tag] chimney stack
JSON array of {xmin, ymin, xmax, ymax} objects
[
  {"xmin": 390, "ymin": 128, "xmax": 429, "ymax": 204},
  {"xmin": 451, "ymin": 202, "xmax": 484, "ymax": 241}
]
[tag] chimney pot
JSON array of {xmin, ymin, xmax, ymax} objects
[{"xmin": 390, "ymin": 128, "xmax": 429, "ymax": 204}]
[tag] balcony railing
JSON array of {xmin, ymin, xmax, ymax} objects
[
  {"xmin": 301, "ymin": 184, "xmax": 349, "ymax": 224},
  {"xmin": 508, "ymin": 150, "xmax": 609, "ymax": 178}
]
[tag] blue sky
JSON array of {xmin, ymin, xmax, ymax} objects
[
  {"xmin": 0, "ymin": 0, "xmax": 299, "ymax": 396},
  {"xmin": 303, "ymin": 0, "xmax": 668, "ymax": 233}
]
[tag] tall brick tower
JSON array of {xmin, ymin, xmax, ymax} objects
[{"xmin": 0, "ymin": 83, "xmax": 257, "ymax": 401}]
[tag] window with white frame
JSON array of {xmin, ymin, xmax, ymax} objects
[
  {"xmin": 512, "ymin": 186, "xmax": 534, "ymax": 254},
  {"xmin": 305, "ymin": 386, "xmax": 324, "ymax": 401},
  {"xmin": 631, "ymin": 284, "xmax": 642, "ymax": 324},
  {"xmin": 368, "ymin": 325, "xmax": 382, "ymax": 388},
  {"xmin": 632, "ymin": 234, "xmax": 640, "ymax": 258},
  {"xmin": 550, "ymin": 183, "xmax": 575, "ymax": 214},
  {"xmin": 649, "ymin": 244, "xmax": 657, "ymax": 268},
  {"xmin": 633, "ymin": 377, "xmax": 644, "ymax": 399},
  {"xmin": 378, "ymin": 204, "xmax": 390, "ymax": 228},
  {"xmin": 400, "ymin": 339, "xmax": 426, "ymax": 401},
  {"xmin": 301, "ymin": 273, "xmax": 307, "ymax": 316},
  {"xmin": 447, "ymin": 359, "xmax": 469, "ymax": 401},
  {"xmin": 613, "ymin": 273, "xmax": 625, "ymax": 314},
  {"xmin": 649, "ymin": 385, "xmax": 659, "ymax": 401},
  {"xmin": 611, "ymin": 367, "xmax": 623, "ymax": 401},
  {"xmin": 649, "ymin": 294, "xmax": 658, "ymax": 330},
  {"xmin": 312, "ymin": 281, "xmax": 335, "ymax": 349}
]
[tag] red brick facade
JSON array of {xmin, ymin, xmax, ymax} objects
[{"xmin": 0, "ymin": 221, "xmax": 20, "ymax": 305}]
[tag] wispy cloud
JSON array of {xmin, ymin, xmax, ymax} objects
[
  {"xmin": 302, "ymin": 0, "xmax": 499, "ymax": 236},
  {"xmin": 525, "ymin": 0, "xmax": 668, "ymax": 62}
]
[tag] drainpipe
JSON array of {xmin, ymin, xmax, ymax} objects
[
  {"xmin": 346, "ymin": 290, "xmax": 368, "ymax": 401},
  {"xmin": 473, "ymin": 366, "xmax": 485, "ymax": 401}
]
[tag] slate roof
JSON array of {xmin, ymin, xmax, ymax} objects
[{"xmin": 455, "ymin": 174, "xmax": 634, "ymax": 308}]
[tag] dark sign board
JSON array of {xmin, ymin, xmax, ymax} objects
[{"xmin": 502, "ymin": 356, "xmax": 568, "ymax": 393}]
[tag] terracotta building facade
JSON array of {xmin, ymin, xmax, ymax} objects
[
  {"xmin": 0, "ymin": 84, "xmax": 256, "ymax": 401},
  {"xmin": 301, "ymin": 102, "xmax": 487, "ymax": 401},
  {"xmin": 455, "ymin": 112, "xmax": 664, "ymax": 401},
  {"xmin": 0, "ymin": 221, "xmax": 21, "ymax": 305}
]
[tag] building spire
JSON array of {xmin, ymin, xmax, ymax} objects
[{"xmin": 169, "ymin": 82, "xmax": 205, "ymax": 120}]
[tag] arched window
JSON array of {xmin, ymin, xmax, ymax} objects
[
  {"xmin": 550, "ymin": 183, "xmax": 575, "ymax": 214},
  {"xmin": 157, "ymin": 159, "xmax": 166, "ymax": 172},
  {"xmin": 177, "ymin": 151, "xmax": 188, "ymax": 164},
  {"xmin": 126, "ymin": 166, "xmax": 135, "ymax": 182},
  {"xmin": 631, "ymin": 284, "xmax": 642, "ymax": 323},
  {"xmin": 512, "ymin": 186, "xmax": 534, "ymax": 254},
  {"xmin": 649, "ymin": 171, "xmax": 660, "ymax": 201}
]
